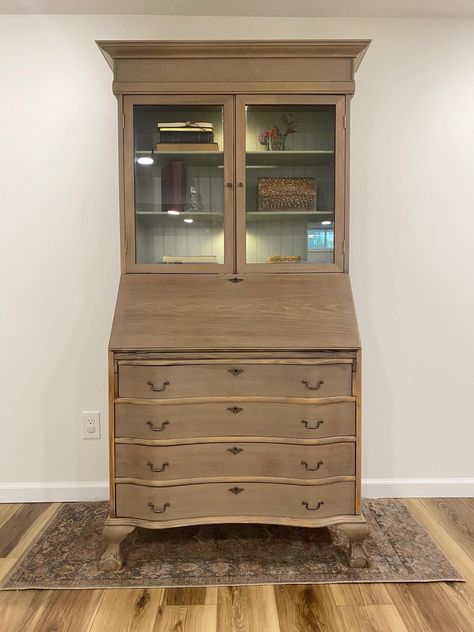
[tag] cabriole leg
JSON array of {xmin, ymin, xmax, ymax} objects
[
  {"xmin": 98, "ymin": 524, "xmax": 135, "ymax": 571},
  {"xmin": 339, "ymin": 522, "xmax": 370, "ymax": 568}
]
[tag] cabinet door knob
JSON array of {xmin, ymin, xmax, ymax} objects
[
  {"xmin": 302, "ymin": 500, "xmax": 324, "ymax": 511},
  {"xmin": 146, "ymin": 420, "xmax": 169, "ymax": 432},
  {"xmin": 237, "ymin": 182, "xmax": 244, "ymax": 187},
  {"xmin": 148, "ymin": 502, "xmax": 170, "ymax": 514},
  {"xmin": 301, "ymin": 419, "xmax": 324, "ymax": 430},
  {"xmin": 301, "ymin": 379, "xmax": 324, "ymax": 391},
  {"xmin": 147, "ymin": 380, "xmax": 170, "ymax": 392},
  {"xmin": 226, "ymin": 182, "xmax": 233, "ymax": 188},
  {"xmin": 301, "ymin": 460, "xmax": 324, "ymax": 472},
  {"xmin": 147, "ymin": 461, "xmax": 169, "ymax": 473}
]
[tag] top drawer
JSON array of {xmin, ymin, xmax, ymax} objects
[{"xmin": 118, "ymin": 362, "xmax": 353, "ymax": 399}]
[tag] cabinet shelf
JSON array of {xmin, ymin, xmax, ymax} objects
[
  {"xmin": 246, "ymin": 150, "xmax": 334, "ymax": 168},
  {"xmin": 137, "ymin": 211, "xmax": 223, "ymax": 216},
  {"xmin": 136, "ymin": 150, "xmax": 224, "ymax": 167},
  {"xmin": 247, "ymin": 211, "xmax": 333, "ymax": 221}
]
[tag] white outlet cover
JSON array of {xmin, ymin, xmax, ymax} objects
[{"xmin": 81, "ymin": 411, "xmax": 100, "ymax": 439}]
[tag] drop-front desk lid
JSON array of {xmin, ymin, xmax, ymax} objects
[{"xmin": 109, "ymin": 274, "xmax": 361, "ymax": 352}]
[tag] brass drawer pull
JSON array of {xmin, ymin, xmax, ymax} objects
[
  {"xmin": 302, "ymin": 500, "xmax": 324, "ymax": 511},
  {"xmin": 147, "ymin": 461, "xmax": 169, "ymax": 473},
  {"xmin": 146, "ymin": 420, "xmax": 169, "ymax": 432},
  {"xmin": 227, "ymin": 447, "xmax": 243, "ymax": 455},
  {"xmin": 301, "ymin": 419, "xmax": 324, "ymax": 430},
  {"xmin": 148, "ymin": 502, "xmax": 170, "ymax": 514},
  {"xmin": 301, "ymin": 460, "xmax": 324, "ymax": 472},
  {"xmin": 228, "ymin": 486, "xmax": 244, "ymax": 495},
  {"xmin": 147, "ymin": 380, "xmax": 170, "ymax": 392},
  {"xmin": 228, "ymin": 368, "xmax": 244, "ymax": 376},
  {"xmin": 227, "ymin": 406, "xmax": 243, "ymax": 414},
  {"xmin": 302, "ymin": 379, "xmax": 324, "ymax": 391}
]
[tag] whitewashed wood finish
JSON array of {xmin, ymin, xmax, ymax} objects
[
  {"xmin": 118, "ymin": 362, "xmax": 353, "ymax": 399},
  {"xmin": 115, "ymin": 441, "xmax": 356, "ymax": 481},
  {"xmin": 115, "ymin": 481, "xmax": 355, "ymax": 522},
  {"xmin": 115, "ymin": 399, "xmax": 356, "ymax": 441}
]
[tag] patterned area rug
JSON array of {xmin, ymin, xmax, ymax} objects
[{"xmin": 0, "ymin": 500, "xmax": 462, "ymax": 589}]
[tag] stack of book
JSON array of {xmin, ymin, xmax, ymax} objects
[{"xmin": 155, "ymin": 121, "xmax": 218, "ymax": 151}]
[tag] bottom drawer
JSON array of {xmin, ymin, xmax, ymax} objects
[{"xmin": 115, "ymin": 481, "xmax": 355, "ymax": 522}]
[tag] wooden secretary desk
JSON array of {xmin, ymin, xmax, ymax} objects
[{"xmin": 96, "ymin": 39, "xmax": 371, "ymax": 571}]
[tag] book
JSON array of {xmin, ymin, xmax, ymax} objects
[
  {"xmin": 161, "ymin": 161, "xmax": 186, "ymax": 213},
  {"xmin": 158, "ymin": 127, "xmax": 213, "ymax": 132},
  {"xmin": 157, "ymin": 121, "xmax": 213, "ymax": 129},
  {"xmin": 154, "ymin": 143, "xmax": 219, "ymax": 152},
  {"xmin": 159, "ymin": 130, "xmax": 214, "ymax": 144}
]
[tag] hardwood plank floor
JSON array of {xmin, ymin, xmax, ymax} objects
[{"xmin": 0, "ymin": 499, "xmax": 472, "ymax": 632}]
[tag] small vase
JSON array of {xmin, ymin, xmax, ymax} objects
[{"xmin": 267, "ymin": 136, "xmax": 284, "ymax": 151}]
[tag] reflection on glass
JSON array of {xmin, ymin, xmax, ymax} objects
[
  {"xmin": 245, "ymin": 104, "xmax": 336, "ymax": 265},
  {"xmin": 134, "ymin": 104, "xmax": 225, "ymax": 265}
]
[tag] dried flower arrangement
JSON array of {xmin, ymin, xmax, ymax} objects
[{"xmin": 258, "ymin": 113, "xmax": 298, "ymax": 150}]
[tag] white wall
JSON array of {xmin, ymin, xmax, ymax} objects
[{"xmin": 0, "ymin": 15, "xmax": 473, "ymax": 500}]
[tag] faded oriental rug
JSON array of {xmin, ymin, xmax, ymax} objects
[{"xmin": 0, "ymin": 499, "xmax": 462, "ymax": 590}]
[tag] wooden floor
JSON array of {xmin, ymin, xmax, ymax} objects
[{"xmin": 0, "ymin": 499, "xmax": 472, "ymax": 631}]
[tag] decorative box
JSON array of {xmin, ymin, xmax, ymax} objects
[{"xmin": 257, "ymin": 177, "xmax": 317, "ymax": 212}]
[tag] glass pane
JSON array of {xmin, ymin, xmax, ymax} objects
[
  {"xmin": 134, "ymin": 104, "xmax": 225, "ymax": 265},
  {"xmin": 245, "ymin": 104, "xmax": 335, "ymax": 265}
]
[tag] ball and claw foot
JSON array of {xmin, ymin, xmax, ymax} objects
[
  {"xmin": 98, "ymin": 525, "xmax": 135, "ymax": 571},
  {"xmin": 339, "ymin": 523, "xmax": 370, "ymax": 568}
]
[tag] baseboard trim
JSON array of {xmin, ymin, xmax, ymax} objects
[
  {"xmin": 0, "ymin": 482, "xmax": 109, "ymax": 503},
  {"xmin": 1, "ymin": 478, "xmax": 473, "ymax": 503},
  {"xmin": 362, "ymin": 478, "xmax": 474, "ymax": 498}
]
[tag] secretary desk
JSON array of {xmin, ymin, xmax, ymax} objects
[{"xmin": 96, "ymin": 39, "xmax": 371, "ymax": 571}]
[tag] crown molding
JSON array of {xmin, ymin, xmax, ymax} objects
[{"xmin": 97, "ymin": 39, "xmax": 371, "ymax": 71}]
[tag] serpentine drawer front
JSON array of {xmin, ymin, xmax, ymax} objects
[
  {"xmin": 115, "ymin": 401, "xmax": 356, "ymax": 441},
  {"xmin": 115, "ymin": 481, "xmax": 356, "ymax": 522},
  {"xmin": 118, "ymin": 363, "xmax": 353, "ymax": 399},
  {"xmin": 115, "ymin": 441, "xmax": 356, "ymax": 481}
]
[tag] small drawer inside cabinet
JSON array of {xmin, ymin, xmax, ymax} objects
[{"xmin": 118, "ymin": 362, "xmax": 353, "ymax": 399}]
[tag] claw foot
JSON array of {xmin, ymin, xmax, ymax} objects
[
  {"xmin": 98, "ymin": 525, "xmax": 135, "ymax": 571},
  {"xmin": 339, "ymin": 523, "xmax": 370, "ymax": 568}
]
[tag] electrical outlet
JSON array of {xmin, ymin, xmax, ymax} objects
[{"xmin": 81, "ymin": 411, "xmax": 100, "ymax": 439}]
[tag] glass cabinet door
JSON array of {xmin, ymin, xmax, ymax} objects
[
  {"xmin": 236, "ymin": 95, "xmax": 346, "ymax": 272},
  {"xmin": 124, "ymin": 96, "xmax": 233, "ymax": 272}
]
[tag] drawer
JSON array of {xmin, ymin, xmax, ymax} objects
[
  {"xmin": 115, "ymin": 442, "xmax": 355, "ymax": 481},
  {"xmin": 115, "ymin": 401, "xmax": 355, "ymax": 441},
  {"xmin": 118, "ymin": 362, "xmax": 353, "ymax": 399},
  {"xmin": 115, "ymin": 481, "xmax": 355, "ymax": 522}
]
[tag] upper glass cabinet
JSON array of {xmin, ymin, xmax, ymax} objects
[
  {"xmin": 124, "ymin": 95, "xmax": 234, "ymax": 272},
  {"xmin": 236, "ymin": 95, "xmax": 346, "ymax": 272},
  {"xmin": 123, "ymin": 94, "xmax": 345, "ymax": 273}
]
